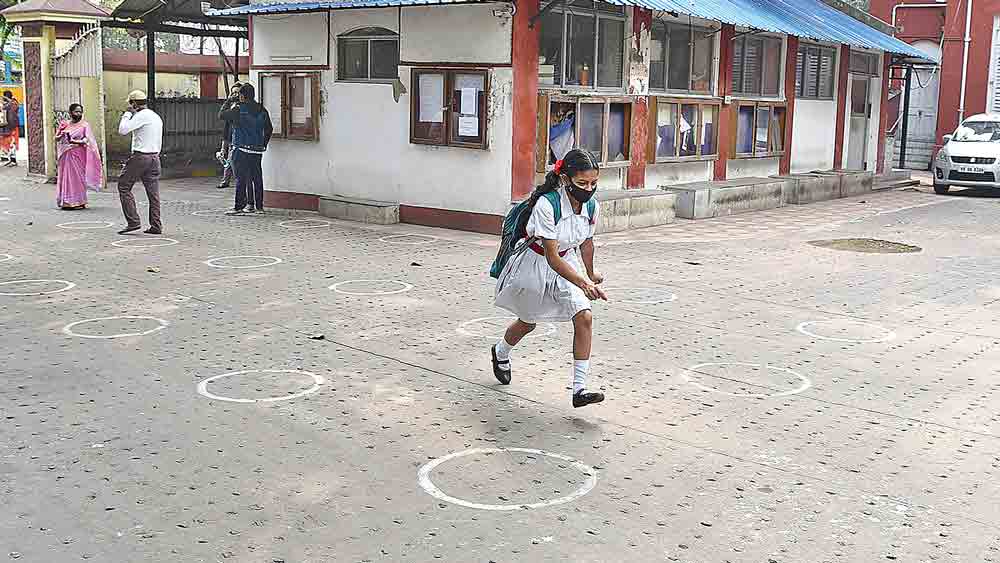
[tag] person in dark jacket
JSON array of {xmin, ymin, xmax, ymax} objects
[
  {"xmin": 220, "ymin": 83, "xmax": 273, "ymax": 215},
  {"xmin": 216, "ymin": 82, "xmax": 241, "ymax": 189},
  {"xmin": 0, "ymin": 91, "xmax": 20, "ymax": 167}
]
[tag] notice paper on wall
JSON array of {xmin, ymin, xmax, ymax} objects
[
  {"xmin": 460, "ymin": 88, "xmax": 478, "ymax": 115},
  {"xmin": 458, "ymin": 116, "xmax": 479, "ymax": 137},
  {"xmin": 418, "ymin": 74, "xmax": 444, "ymax": 123}
]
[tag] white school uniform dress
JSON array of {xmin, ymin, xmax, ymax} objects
[{"xmin": 495, "ymin": 187, "xmax": 599, "ymax": 324}]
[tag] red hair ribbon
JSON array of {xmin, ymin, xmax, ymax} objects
[{"xmin": 554, "ymin": 159, "xmax": 564, "ymax": 174}]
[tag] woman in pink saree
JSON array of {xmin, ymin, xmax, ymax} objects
[{"xmin": 56, "ymin": 103, "xmax": 103, "ymax": 210}]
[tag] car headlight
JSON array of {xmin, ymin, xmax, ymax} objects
[{"xmin": 936, "ymin": 151, "xmax": 948, "ymax": 162}]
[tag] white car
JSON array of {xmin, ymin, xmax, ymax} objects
[{"xmin": 933, "ymin": 113, "xmax": 1000, "ymax": 194}]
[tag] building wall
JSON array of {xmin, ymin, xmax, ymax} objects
[
  {"xmin": 254, "ymin": 7, "xmax": 514, "ymax": 217},
  {"xmin": 791, "ymin": 99, "xmax": 839, "ymax": 173}
]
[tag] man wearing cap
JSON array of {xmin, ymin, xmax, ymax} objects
[{"xmin": 116, "ymin": 90, "xmax": 164, "ymax": 235}]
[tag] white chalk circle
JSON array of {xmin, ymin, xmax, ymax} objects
[
  {"xmin": 57, "ymin": 221, "xmax": 114, "ymax": 230},
  {"xmin": 62, "ymin": 315, "xmax": 168, "ymax": 339},
  {"xmin": 456, "ymin": 316, "xmax": 557, "ymax": 339},
  {"xmin": 329, "ymin": 279, "xmax": 413, "ymax": 296},
  {"xmin": 197, "ymin": 369, "xmax": 325, "ymax": 403},
  {"xmin": 417, "ymin": 447, "xmax": 598, "ymax": 511},
  {"xmin": 796, "ymin": 319, "xmax": 896, "ymax": 343},
  {"xmin": 0, "ymin": 279, "xmax": 76, "ymax": 296},
  {"xmin": 203, "ymin": 255, "xmax": 283, "ymax": 269},
  {"xmin": 682, "ymin": 362, "xmax": 812, "ymax": 398},
  {"xmin": 279, "ymin": 218, "xmax": 331, "ymax": 230},
  {"xmin": 379, "ymin": 233, "xmax": 439, "ymax": 245},
  {"xmin": 191, "ymin": 208, "xmax": 233, "ymax": 217},
  {"xmin": 111, "ymin": 237, "xmax": 179, "ymax": 249},
  {"xmin": 602, "ymin": 287, "xmax": 678, "ymax": 305},
  {"xmin": 3, "ymin": 209, "xmax": 28, "ymax": 216},
  {"xmin": 0, "ymin": 253, "xmax": 13, "ymax": 263}
]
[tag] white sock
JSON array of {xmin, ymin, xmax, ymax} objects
[
  {"xmin": 495, "ymin": 337, "xmax": 514, "ymax": 368},
  {"xmin": 572, "ymin": 359, "xmax": 590, "ymax": 394}
]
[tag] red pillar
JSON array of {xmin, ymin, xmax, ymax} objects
[
  {"xmin": 833, "ymin": 44, "xmax": 851, "ymax": 170},
  {"xmin": 626, "ymin": 8, "xmax": 652, "ymax": 189},
  {"xmin": 714, "ymin": 24, "xmax": 736, "ymax": 181},
  {"xmin": 780, "ymin": 36, "xmax": 799, "ymax": 175},
  {"xmin": 510, "ymin": 0, "xmax": 540, "ymax": 201},
  {"xmin": 876, "ymin": 53, "xmax": 891, "ymax": 174}
]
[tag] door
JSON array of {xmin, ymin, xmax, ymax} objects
[
  {"xmin": 908, "ymin": 40, "xmax": 941, "ymax": 141},
  {"xmin": 988, "ymin": 17, "xmax": 1000, "ymax": 113},
  {"xmin": 847, "ymin": 77, "xmax": 871, "ymax": 170}
]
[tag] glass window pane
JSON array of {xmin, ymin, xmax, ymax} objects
[
  {"xmin": 593, "ymin": 0, "xmax": 625, "ymax": 14},
  {"xmin": 690, "ymin": 28, "xmax": 713, "ymax": 93},
  {"xmin": 736, "ymin": 105, "xmax": 754, "ymax": 153},
  {"xmin": 261, "ymin": 75, "xmax": 283, "ymax": 135},
  {"xmin": 701, "ymin": 105, "xmax": 718, "ymax": 156},
  {"xmin": 607, "ymin": 103, "xmax": 628, "ymax": 160},
  {"xmin": 731, "ymin": 37, "xmax": 744, "ymax": 94},
  {"xmin": 450, "ymin": 73, "xmax": 485, "ymax": 145},
  {"xmin": 566, "ymin": 13, "xmax": 596, "ymax": 86},
  {"xmin": 679, "ymin": 103, "xmax": 697, "ymax": 156},
  {"xmin": 288, "ymin": 75, "xmax": 314, "ymax": 137},
  {"xmin": 755, "ymin": 106, "xmax": 770, "ymax": 153},
  {"xmin": 370, "ymin": 40, "xmax": 399, "ymax": 80},
  {"xmin": 770, "ymin": 106, "xmax": 786, "ymax": 152},
  {"xmin": 851, "ymin": 78, "xmax": 870, "ymax": 115},
  {"xmin": 597, "ymin": 18, "xmax": 624, "ymax": 88},
  {"xmin": 548, "ymin": 101, "xmax": 576, "ymax": 163},
  {"xmin": 667, "ymin": 25, "xmax": 691, "ymax": 91},
  {"xmin": 343, "ymin": 27, "xmax": 396, "ymax": 37},
  {"xmin": 413, "ymin": 71, "xmax": 446, "ymax": 144},
  {"xmin": 338, "ymin": 39, "xmax": 369, "ymax": 80},
  {"xmin": 538, "ymin": 10, "xmax": 564, "ymax": 86},
  {"xmin": 818, "ymin": 49, "xmax": 835, "ymax": 98},
  {"xmin": 762, "ymin": 39, "xmax": 781, "ymax": 96},
  {"xmin": 655, "ymin": 102, "xmax": 677, "ymax": 158},
  {"xmin": 578, "ymin": 102, "xmax": 604, "ymax": 156},
  {"xmin": 650, "ymin": 24, "xmax": 666, "ymax": 90}
]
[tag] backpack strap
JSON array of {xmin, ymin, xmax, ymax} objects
[
  {"xmin": 587, "ymin": 199, "xmax": 597, "ymax": 225},
  {"xmin": 542, "ymin": 190, "xmax": 562, "ymax": 225}
]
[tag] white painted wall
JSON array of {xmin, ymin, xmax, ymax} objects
[
  {"xmin": 252, "ymin": 13, "xmax": 330, "ymax": 68},
  {"xmin": 727, "ymin": 157, "xmax": 779, "ymax": 178},
  {"xmin": 253, "ymin": 7, "xmax": 515, "ymax": 216},
  {"xmin": 790, "ymin": 99, "xmax": 838, "ymax": 173},
  {"xmin": 646, "ymin": 161, "xmax": 712, "ymax": 187}
]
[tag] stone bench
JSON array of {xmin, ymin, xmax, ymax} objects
[
  {"xmin": 318, "ymin": 195, "xmax": 399, "ymax": 225},
  {"xmin": 594, "ymin": 189, "xmax": 676, "ymax": 233},
  {"xmin": 661, "ymin": 177, "xmax": 791, "ymax": 219},
  {"xmin": 809, "ymin": 170, "xmax": 874, "ymax": 197},
  {"xmin": 770, "ymin": 173, "xmax": 842, "ymax": 204}
]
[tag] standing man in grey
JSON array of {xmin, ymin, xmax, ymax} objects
[{"xmin": 117, "ymin": 90, "xmax": 164, "ymax": 235}]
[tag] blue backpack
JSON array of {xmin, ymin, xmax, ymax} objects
[{"xmin": 489, "ymin": 190, "xmax": 596, "ymax": 278}]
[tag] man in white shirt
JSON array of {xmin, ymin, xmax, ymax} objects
[{"xmin": 117, "ymin": 90, "xmax": 164, "ymax": 235}]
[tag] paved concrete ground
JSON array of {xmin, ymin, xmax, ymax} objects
[{"xmin": 2, "ymin": 171, "xmax": 999, "ymax": 563}]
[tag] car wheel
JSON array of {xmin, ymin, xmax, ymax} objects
[{"xmin": 933, "ymin": 182, "xmax": 950, "ymax": 195}]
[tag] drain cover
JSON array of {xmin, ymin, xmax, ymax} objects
[{"xmin": 808, "ymin": 238, "xmax": 922, "ymax": 254}]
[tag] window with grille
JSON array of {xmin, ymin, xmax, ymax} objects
[
  {"xmin": 731, "ymin": 35, "xmax": 783, "ymax": 97},
  {"xmin": 795, "ymin": 44, "xmax": 836, "ymax": 100},
  {"xmin": 537, "ymin": 0, "xmax": 626, "ymax": 90}
]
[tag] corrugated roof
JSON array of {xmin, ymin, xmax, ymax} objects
[{"xmin": 209, "ymin": 0, "xmax": 935, "ymax": 62}]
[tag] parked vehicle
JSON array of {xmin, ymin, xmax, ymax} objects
[{"xmin": 933, "ymin": 114, "xmax": 1000, "ymax": 194}]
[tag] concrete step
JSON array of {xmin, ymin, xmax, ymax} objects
[
  {"xmin": 318, "ymin": 195, "xmax": 399, "ymax": 225},
  {"xmin": 595, "ymin": 189, "xmax": 676, "ymax": 233},
  {"xmin": 662, "ymin": 177, "xmax": 788, "ymax": 219},
  {"xmin": 872, "ymin": 179, "xmax": 920, "ymax": 191}
]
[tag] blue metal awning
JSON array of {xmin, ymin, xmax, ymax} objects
[{"xmin": 210, "ymin": 0, "xmax": 935, "ymax": 62}]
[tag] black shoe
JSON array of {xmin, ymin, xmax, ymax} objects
[
  {"xmin": 143, "ymin": 228, "xmax": 161, "ymax": 235},
  {"xmin": 216, "ymin": 183, "xmax": 229, "ymax": 189},
  {"xmin": 117, "ymin": 224, "xmax": 141, "ymax": 235},
  {"xmin": 491, "ymin": 345, "xmax": 511, "ymax": 385},
  {"xmin": 572, "ymin": 390, "xmax": 604, "ymax": 408},
  {"xmin": 224, "ymin": 209, "xmax": 247, "ymax": 216}
]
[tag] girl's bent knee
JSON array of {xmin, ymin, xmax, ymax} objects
[{"xmin": 574, "ymin": 310, "xmax": 593, "ymax": 327}]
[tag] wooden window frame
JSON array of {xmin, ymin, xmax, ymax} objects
[
  {"xmin": 646, "ymin": 96, "xmax": 722, "ymax": 163},
  {"xmin": 535, "ymin": 93, "xmax": 633, "ymax": 172},
  {"xmin": 259, "ymin": 72, "xmax": 322, "ymax": 142},
  {"xmin": 795, "ymin": 43, "xmax": 837, "ymax": 101},
  {"xmin": 409, "ymin": 67, "xmax": 490, "ymax": 150},
  {"xmin": 849, "ymin": 51, "xmax": 879, "ymax": 77},
  {"xmin": 648, "ymin": 21, "xmax": 717, "ymax": 96},
  {"xmin": 537, "ymin": 0, "xmax": 627, "ymax": 92},
  {"xmin": 336, "ymin": 27, "xmax": 400, "ymax": 83},
  {"xmin": 731, "ymin": 34, "xmax": 784, "ymax": 98},
  {"xmin": 732, "ymin": 101, "xmax": 786, "ymax": 159}
]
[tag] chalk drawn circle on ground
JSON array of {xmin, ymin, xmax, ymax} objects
[
  {"xmin": 601, "ymin": 287, "xmax": 678, "ymax": 305},
  {"xmin": 378, "ymin": 233, "xmax": 439, "ymax": 245},
  {"xmin": 682, "ymin": 362, "xmax": 812, "ymax": 398},
  {"xmin": 417, "ymin": 447, "xmax": 598, "ymax": 511},
  {"xmin": 796, "ymin": 319, "xmax": 896, "ymax": 343},
  {"xmin": 196, "ymin": 369, "xmax": 325, "ymax": 403},
  {"xmin": 0, "ymin": 279, "xmax": 76, "ymax": 296},
  {"xmin": 0, "ymin": 253, "xmax": 13, "ymax": 263},
  {"xmin": 57, "ymin": 220, "xmax": 114, "ymax": 230},
  {"xmin": 3, "ymin": 209, "xmax": 28, "ymax": 216},
  {"xmin": 110, "ymin": 237, "xmax": 179, "ymax": 249},
  {"xmin": 203, "ymin": 255, "xmax": 283, "ymax": 269},
  {"xmin": 329, "ymin": 279, "xmax": 413, "ymax": 296},
  {"xmin": 279, "ymin": 219, "xmax": 332, "ymax": 230},
  {"xmin": 61, "ymin": 315, "xmax": 169, "ymax": 339},
  {"xmin": 456, "ymin": 316, "xmax": 557, "ymax": 339},
  {"xmin": 191, "ymin": 208, "xmax": 233, "ymax": 217}
]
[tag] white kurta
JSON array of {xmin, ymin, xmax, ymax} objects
[{"xmin": 495, "ymin": 188, "xmax": 599, "ymax": 323}]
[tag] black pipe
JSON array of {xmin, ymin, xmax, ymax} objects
[
  {"xmin": 146, "ymin": 26, "xmax": 156, "ymax": 109},
  {"xmin": 898, "ymin": 66, "xmax": 912, "ymax": 170}
]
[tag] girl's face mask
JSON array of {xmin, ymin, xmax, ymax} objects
[{"xmin": 563, "ymin": 171, "xmax": 599, "ymax": 204}]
